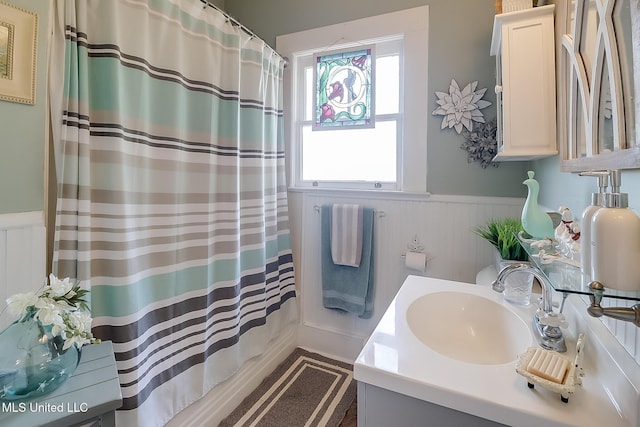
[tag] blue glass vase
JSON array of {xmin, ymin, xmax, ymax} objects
[{"xmin": 0, "ymin": 314, "xmax": 81, "ymax": 402}]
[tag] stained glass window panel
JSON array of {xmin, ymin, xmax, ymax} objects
[{"xmin": 313, "ymin": 46, "xmax": 375, "ymax": 130}]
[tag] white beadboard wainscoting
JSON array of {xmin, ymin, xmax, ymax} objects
[
  {"xmin": 294, "ymin": 191, "xmax": 526, "ymax": 361},
  {"xmin": 292, "ymin": 191, "xmax": 640, "ymax": 366},
  {"xmin": 0, "ymin": 211, "xmax": 47, "ymax": 330},
  {"xmin": 598, "ymin": 297, "xmax": 640, "ymax": 364}
]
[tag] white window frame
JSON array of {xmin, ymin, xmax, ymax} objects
[
  {"xmin": 294, "ymin": 39, "xmax": 403, "ymax": 190},
  {"xmin": 277, "ymin": 6, "xmax": 429, "ymax": 193}
]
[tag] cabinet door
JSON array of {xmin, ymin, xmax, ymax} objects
[
  {"xmin": 492, "ymin": 6, "xmax": 557, "ymax": 161},
  {"xmin": 358, "ymin": 382, "xmax": 507, "ymax": 427}
]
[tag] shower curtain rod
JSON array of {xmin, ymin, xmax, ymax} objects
[{"xmin": 200, "ymin": 0, "xmax": 288, "ymax": 67}]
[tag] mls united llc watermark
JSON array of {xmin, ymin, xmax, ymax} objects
[{"xmin": 2, "ymin": 401, "xmax": 89, "ymax": 414}]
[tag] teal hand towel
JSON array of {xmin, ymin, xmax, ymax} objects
[{"xmin": 321, "ymin": 205, "xmax": 374, "ymax": 318}]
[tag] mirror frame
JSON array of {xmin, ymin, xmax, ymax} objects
[{"xmin": 558, "ymin": 0, "xmax": 640, "ymax": 172}]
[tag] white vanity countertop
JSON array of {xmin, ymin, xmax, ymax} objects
[{"xmin": 354, "ymin": 275, "xmax": 633, "ymax": 427}]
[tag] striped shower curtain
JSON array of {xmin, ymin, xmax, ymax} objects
[{"xmin": 48, "ymin": 1, "xmax": 297, "ymax": 425}]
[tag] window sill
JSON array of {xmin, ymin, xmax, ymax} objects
[
  {"xmin": 287, "ymin": 186, "xmax": 432, "ymax": 201},
  {"xmin": 287, "ymin": 186, "xmax": 526, "ymax": 206}
]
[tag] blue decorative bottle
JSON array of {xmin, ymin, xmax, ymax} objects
[
  {"xmin": 0, "ymin": 312, "xmax": 81, "ymax": 402},
  {"xmin": 521, "ymin": 171, "xmax": 554, "ymax": 239}
]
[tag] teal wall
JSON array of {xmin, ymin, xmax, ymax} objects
[
  {"xmin": 0, "ymin": 0, "xmax": 529, "ymax": 215},
  {"xmin": 4, "ymin": 0, "xmax": 638, "ymax": 215},
  {"xmin": 227, "ymin": 0, "xmax": 640, "ymax": 210},
  {"xmin": 226, "ymin": 0, "xmax": 530, "ymax": 198},
  {"xmin": 0, "ymin": 0, "xmax": 50, "ymax": 214},
  {"xmin": 533, "ymin": 157, "xmax": 640, "ymax": 222}
]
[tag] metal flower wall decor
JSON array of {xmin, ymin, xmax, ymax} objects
[
  {"xmin": 432, "ymin": 79, "xmax": 492, "ymax": 134},
  {"xmin": 460, "ymin": 117, "xmax": 498, "ymax": 168}
]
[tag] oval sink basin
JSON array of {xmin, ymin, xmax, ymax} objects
[{"xmin": 406, "ymin": 291, "xmax": 531, "ymax": 365}]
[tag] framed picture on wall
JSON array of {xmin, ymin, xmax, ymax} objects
[{"xmin": 0, "ymin": 1, "xmax": 37, "ymax": 105}]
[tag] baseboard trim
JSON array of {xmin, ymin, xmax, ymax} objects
[
  {"xmin": 297, "ymin": 321, "xmax": 366, "ymax": 363},
  {"xmin": 302, "ymin": 319, "xmax": 368, "ymax": 341}
]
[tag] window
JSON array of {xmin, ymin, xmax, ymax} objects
[
  {"xmin": 313, "ymin": 46, "xmax": 375, "ymax": 130},
  {"xmin": 296, "ymin": 39, "xmax": 402, "ymax": 189},
  {"xmin": 277, "ymin": 6, "xmax": 429, "ymax": 192}
]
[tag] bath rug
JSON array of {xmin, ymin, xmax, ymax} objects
[{"xmin": 219, "ymin": 348, "xmax": 357, "ymax": 427}]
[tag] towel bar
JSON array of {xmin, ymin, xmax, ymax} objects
[{"xmin": 313, "ymin": 205, "xmax": 386, "ymax": 217}]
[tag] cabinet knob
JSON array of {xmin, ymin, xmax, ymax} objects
[{"xmin": 495, "ymin": 85, "xmax": 503, "ymax": 94}]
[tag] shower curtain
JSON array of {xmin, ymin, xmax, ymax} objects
[{"xmin": 48, "ymin": 1, "xmax": 297, "ymax": 425}]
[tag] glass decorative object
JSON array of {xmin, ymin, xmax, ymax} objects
[
  {"xmin": 313, "ymin": 46, "xmax": 375, "ymax": 130},
  {"xmin": 0, "ymin": 311, "xmax": 81, "ymax": 402},
  {"xmin": 521, "ymin": 170, "xmax": 555, "ymax": 239},
  {"xmin": 496, "ymin": 254, "xmax": 535, "ymax": 306}
]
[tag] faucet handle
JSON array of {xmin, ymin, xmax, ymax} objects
[
  {"xmin": 491, "ymin": 279, "xmax": 505, "ymax": 293},
  {"xmin": 536, "ymin": 310, "xmax": 567, "ymax": 328}
]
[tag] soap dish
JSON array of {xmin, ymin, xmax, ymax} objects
[{"xmin": 515, "ymin": 334, "xmax": 585, "ymax": 402}]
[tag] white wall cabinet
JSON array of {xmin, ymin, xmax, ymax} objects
[{"xmin": 490, "ymin": 5, "xmax": 557, "ymax": 161}]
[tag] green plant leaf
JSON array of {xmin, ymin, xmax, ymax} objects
[{"xmin": 473, "ymin": 217, "xmax": 528, "ymax": 261}]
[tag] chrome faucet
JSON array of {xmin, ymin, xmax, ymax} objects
[{"xmin": 492, "ymin": 262, "xmax": 567, "ymax": 352}]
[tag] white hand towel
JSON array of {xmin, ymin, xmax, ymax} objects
[{"xmin": 331, "ymin": 204, "xmax": 364, "ymax": 267}]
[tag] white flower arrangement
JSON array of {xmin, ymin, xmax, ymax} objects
[{"xmin": 5, "ymin": 274, "xmax": 100, "ymax": 350}]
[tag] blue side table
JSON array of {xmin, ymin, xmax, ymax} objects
[{"xmin": 0, "ymin": 341, "xmax": 122, "ymax": 427}]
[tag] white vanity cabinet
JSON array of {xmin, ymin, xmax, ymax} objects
[
  {"xmin": 358, "ymin": 383, "xmax": 506, "ymax": 427},
  {"xmin": 490, "ymin": 5, "xmax": 557, "ymax": 161},
  {"xmin": 354, "ymin": 276, "xmax": 637, "ymax": 427}
]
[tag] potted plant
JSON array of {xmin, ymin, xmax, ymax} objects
[
  {"xmin": 474, "ymin": 218, "xmax": 534, "ymax": 305},
  {"xmin": 473, "ymin": 217, "xmax": 528, "ymax": 263}
]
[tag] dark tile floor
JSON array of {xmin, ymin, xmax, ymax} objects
[{"xmin": 339, "ymin": 398, "xmax": 357, "ymax": 427}]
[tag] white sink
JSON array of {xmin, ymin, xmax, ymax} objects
[
  {"xmin": 406, "ymin": 291, "xmax": 531, "ymax": 365},
  {"xmin": 356, "ymin": 276, "xmax": 632, "ymax": 427}
]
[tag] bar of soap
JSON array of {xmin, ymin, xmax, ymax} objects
[{"xmin": 527, "ymin": 348, "xmax": 570, "ymax": 384}]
